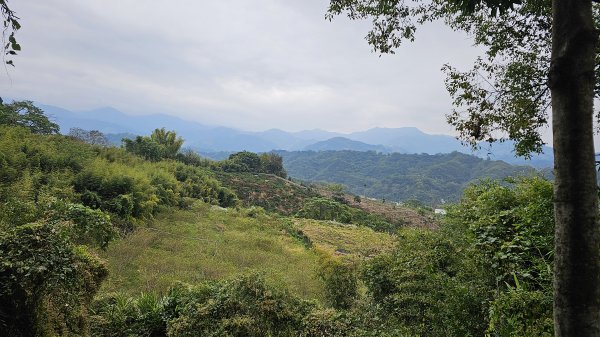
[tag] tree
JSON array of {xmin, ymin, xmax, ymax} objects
[
  {"xmin": 150, "ymin": 127, "xmax": 184, "ymax": 159},
  {"xmin": 259, "ymin": 152, "xmax": 287, "ymax": 178},
  {"xmin": 123, "ymin": 128, "xmax": 184, "ymax": 161},
  {"xmin": 327, "ymin": 0, "xmax": 599, "ymax": 335},
  {"xmin": 226, "ymin": 151, "xmax": 263, "ymax": 172},
  {"xmin": 0, "ymin": 222, "xmax": 108, "ymax": 336},
  {"xmin": 0, "ymin": 100, "xmax": 59, "ymax": 134},
  {"xmin": 69, "ymin": 127, "xmax": 109, "ymax": 146}
]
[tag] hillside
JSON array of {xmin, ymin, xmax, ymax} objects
[
  {"xmin": 279, "ymin": 150, "xmax": 537, "ymax": 205},
  {"xmin": 99, "ymin": 201, "xmax": 397, "ymax": 300},
  {"xmin": 99, "ymin": 202, "xmax": 325, "ymax": 299},
  {"xmin": 39, "ymin": 102, "xmax": 553, "ymax": 167},
  {"xmin": 214, "ymin": 172, "xmax": 320, "ymax": 215},
  {"xmin": 0, "ymin": 105, "xmax": 558, "ymax": 336},
  {"xmin": 304, "ymin": 137, "xmax": 391, "ymax": 152}
]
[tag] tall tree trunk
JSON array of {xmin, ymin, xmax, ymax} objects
[{"xmin": 551, "ymin": 0, "xmax": 600, "ymax": 335}]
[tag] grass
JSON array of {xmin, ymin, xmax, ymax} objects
[
  {"xmin": 98, "ymin": 201, "xmax": 397, "ymax": 304},
  {"xmin": 99, "ymin": 202, "xmax": 324, "ymax": 300},
  {"xmin": 294, "ymin": 218, "xmax": 397, "ymax": 259}
]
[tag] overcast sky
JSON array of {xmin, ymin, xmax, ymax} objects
[{"xmin": 2, "ymin": 0, "xmax": 537, "ymax": 139}]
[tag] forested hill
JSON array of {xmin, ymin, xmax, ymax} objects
[{"xmin": 279, "ymin": 150, "xmax": 537, "ymax": 205}]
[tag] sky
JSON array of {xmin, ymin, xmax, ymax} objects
[{"xmin": 2, "ymin": 0, "xmax": 543, "ymax": 139}]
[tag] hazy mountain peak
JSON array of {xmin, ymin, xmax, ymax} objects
[
  {"xmin": 304, "ymin": 137, "xmax": 391, "ymax": 152},
  {"xmin": 39, "ymin": 102, "xmax": 553, "ymax": 167}
]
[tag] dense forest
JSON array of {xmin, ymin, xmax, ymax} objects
[{"xmin": 279, "ymin": 150, "xmax": 540, "ymax": 205}]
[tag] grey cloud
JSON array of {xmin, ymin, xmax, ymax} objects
[{"xmin": 4, "ymin": 0, "xmax": 494, "ymax": 136}]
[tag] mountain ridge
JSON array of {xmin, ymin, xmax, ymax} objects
[{"xmin": 35, "ymin": 102, "xmax": 553, "ymax": 167}]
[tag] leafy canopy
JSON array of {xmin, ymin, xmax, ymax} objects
[
  {"xmin": 0, "ymin": 100, "xmax": 60, "ymax": 134},
  {"xmin": 326, "ymin": 0, "xmax": 586, "ymax": 157},
  {"xmin": 123, "ymin": 128, "xmax": 184, "ymax": 161}
]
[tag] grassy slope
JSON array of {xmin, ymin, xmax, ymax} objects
[
  {"xmin": 295, "ymin": 218, "xmax": 396, "ymax": 258},
  {"xmin": 315, "ymin": 186, "xmax": 438, "ymax": 230},
  {"xmin": 99, "ymin": 201, "xmax": 397, "ymax": 302},
  {"xmin": 215, "ymin": 172, "xmax": 319, "ymax": 215},
  {"xmin": 99, "ymin": 202, "xmax": 323, "ymax": 299}
]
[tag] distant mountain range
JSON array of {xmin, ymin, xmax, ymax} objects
[{"xmin": 37, "ymin": 102, "xmax": 554, "ymax": 168}]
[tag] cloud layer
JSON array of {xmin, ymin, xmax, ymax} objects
[{"xmin": 4, "ymin": 0, "xmax": 493, "ymax": 135}]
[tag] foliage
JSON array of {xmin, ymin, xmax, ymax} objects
[
  {"xmin": 220, "ymin": 151, "xmax": 287, "ymax": 177},
  {"xmin": 0, "ymin": 123, "xmax": 237, "ymax": 232},
  {"xmin": 1, "ymin": 0, "xmax": 21, "ymax": 66},
  {"xmin": 300, "ymin": 308, "xmax": 353, "ymax": 337},
  {"xmin": 445, "ymin": 177, "xmax": 554, "ymax": 335},
  {"xmin": 167, "ymin": 274, "xmax": 312, "ymax": 337},
  {"xmin": 317, "ymin": 253, "xmax": 358, "ymax": 310},
  {"xmin": 69, "ymin": 127, "xmax": 109, "ymax": 146},
  {"xmin": 324, "ymin": 0, "xmax": 571, "ymax": 156},
  {"xmin": 0, "ymin": 223, "xmax": 108, "ymax": 336},
  {"xmin": 487, "ymin": 286, "xmax": 553, "ymax": 337},
  {"xmin": 439, "ymin": 1, "xmax": 554, "ymax": 156},
  {"xmin": 298, "ymin": 197, "xmax": 402, "ymax": 233},
  {"xmin": 299, "ymin": 197, "xmax": 353, "ymax": 223},
  {"xmin": 281, "ymin": 150, "xmax": 535, "ymax": 205},
  {"xmin": 0, "ymin": 101, "xmax": 59, "ymax": 134},
  {"xmin": 360, "ymin": 228, "xmax": 490, "ymax": 336},
  {"xmin": 90, "ymin": 292, "xmax": 167, "ymax": 337},
  {"xmin": 446, "ymin": 177, "xmax": 554, "ymax": 288},
  {"xmin": 260, "ymin": 152, "xmax": 287, "ymax": 177},
  {"xmin": 150, "ymin": 128, "xmax": 185, "ymax": 159},
  {"xmin": 175, "ymin": 148, "xmax": 212, "ymax": 167},
  {"xmin": 221, "ymin": 151, "xmax": 262, "ymax": 172},
  {"xmin": 123, "ymin": 128, "xmax": 184, "ymax": 161},
  {"xmin": 92, "ymin": 273, "xmax": 362, "ymax": 337},
  {"xmin": 123, "ymin": 135, "xmax": 164, "ymax": 161},
  {"xmin": 46, "ymin": 201, "xmax": 118, "ymax": 250},
  {"xmin": 216, "ymin": 171, "xmax": 318, "ymax": 215}
]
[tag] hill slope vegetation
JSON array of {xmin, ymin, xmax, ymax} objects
[{"xmin": 280, "ymin": 150, "xmax": 537, "ymax": 205}]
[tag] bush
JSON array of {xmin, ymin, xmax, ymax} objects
[
  {"xmin": 90, "ymin": 292, "xmax": 167, "ymax": 337},
  {"xmin": 360, "ymin": 229, "xmax": 490, "ymax": 336},
  {"xmin": 0, "ymin": 223, "xmax": 108, "ymax": 336},
  {"xmin": 487, "ymin": 286, "xmax": 553, "ymax": 337},
  {"xmin": 298, "ymin": 197, "xmax": 353, "ymax": 223},
  {"xmin": 167, "ymin": 274, "xmax": 311, "ymax": 337},
  {"xmin": 445, "ymin": 176, "xmax": 555, "ymax": 335},
  {"xmin": 318, "ymin": 254, "xmax": 358, "ymax": 310},
  {"xmin": 46, "ymin": 201, "xmax": 117, "ymax": 250},
  {"xmin": 300, "ymin": 309, "xmax": 352, "ymax": 337}
]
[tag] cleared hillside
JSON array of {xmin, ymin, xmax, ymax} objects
[
  {"xmin": 98, "ymin": 201, "xmax": 397, "ymax": 302},
  {"xmin": 215, "ymin": 172, "xmax": 319, "ymax": 215}
]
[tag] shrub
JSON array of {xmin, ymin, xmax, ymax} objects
[
  {"xmin": 0, "ymin": 223, "xmax": 108, "ymax": 336},
  {"xmin": 487, "ymin": 286, "xmax": 553, "ymax": 337},
  {"xmin": 360, "ymin": 229, "xmax": 490, "ymax": 336},
  {"xmin": 298, "ymin": 197, "xmax": 353, "ymax": 223},
  {"xmin": 46, "ymin": 201, "xmax": 117, "ymax": 250},
  {"xmin": 318, "ymin": 254, "xmax": 358, "ymax": 310},
  {"xmin": 167, "ymin": 274, "xmax": 312, "ymax": 337}
]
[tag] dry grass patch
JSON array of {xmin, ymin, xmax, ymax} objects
[
  {"xmin": 99, "ymin": 202, "xmax": 324, "ymax": 301},
  {"xmin": 295, "ymin": 218, "xmax": 396, "ymax": 259}
]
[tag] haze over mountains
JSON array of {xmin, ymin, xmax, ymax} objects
[{"xmin": 40, "ymin": 103, "xmax": 554, "ymax": 168}]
